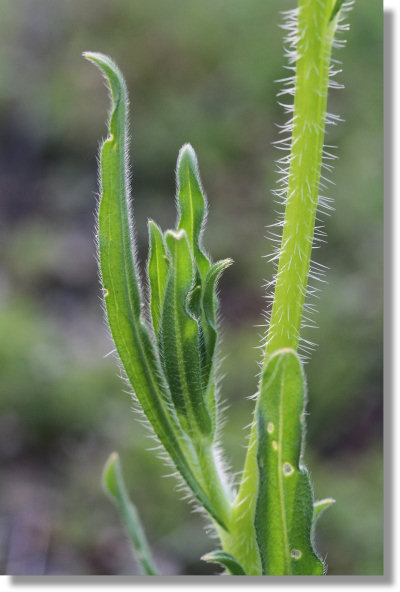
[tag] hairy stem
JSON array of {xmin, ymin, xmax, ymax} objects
[
  {"xmin": 197, "ymin": 443, "xmax": 233, "ymax": 532},
  {"xmin": 226, "ymin": 0, "xmax": 344, "ymax": 574},
  {"xmin": 264, "ymin": 0, "xmax": 338, "ymax": 361}
]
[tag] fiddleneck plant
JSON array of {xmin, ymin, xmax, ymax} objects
[{"xmin": 84, "ymin": 0, "xmax": 351, "ymax": 576}]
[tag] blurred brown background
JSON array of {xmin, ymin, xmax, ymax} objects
[{"xmin": 0, "ymin": 0, "xmax": 382, "ymax": 575}]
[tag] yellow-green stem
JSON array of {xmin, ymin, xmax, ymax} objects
[{"xmin": 225, "ymin": 0, "xmax": 342, "ymax": 575}]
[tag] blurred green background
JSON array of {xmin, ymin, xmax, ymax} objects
[{"xmin": 0, "ymin": 0, "xmax": 382, "ymax": 576}]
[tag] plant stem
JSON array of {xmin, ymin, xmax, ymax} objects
[
  {"xmin": 226, "ymin": 0, "xmax": 342, "ymax": 574},
  {"xmin": 263, "ymin": 0, "xmax": 338, "ymax": 362},
  {"xmin": 197, "ymin": 443, "xmax": 233, "ymax": 532}
]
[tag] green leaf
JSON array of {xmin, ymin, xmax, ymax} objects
[
  {"xmin": 176, "ymin": 144, "xmax": 210, "ymax": 280},
  {"xmin": 202, "ymin": 550, "xmax": 246, "ymax": 576},
  {"xmin": 102, "ymin": 452, "xmax": 158, "ymax": 575},
  {"xmin": 84, "ymin": 52, "xmax": 228, "ymax": 530},
  {"xmin": 83, "ymin": 51, "xmax": 178, "ymax": 444},
  {"xmin": 254, "ymin": 349, "xmax": 324, "ymax": 575},
  {"xmin": 147, "ymin": 220, "xmax": 169, "ymax": 335},
  {"xmin": 200, "ymin": 259, "xmax": 232, "ymax": 382},
  {"xmin": 198, "ymin": 259, "xmax": 232, "ymax": 431},
  {"xmin": 160, "ymin": 229, "xmax": 212, "ymax": 437},
  {"xmin": 313, "ymin": 498, "xmax": 335, "ymax": 524}
]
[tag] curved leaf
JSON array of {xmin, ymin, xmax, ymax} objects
[
  {"xmin": 202, "ymin": 550, "xmax": 246, "ymax": 576},
  {"xmin": 200, "ymin": 258, "xmax": 232, "ymax": 381}
]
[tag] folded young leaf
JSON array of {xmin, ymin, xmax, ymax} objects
[
  {"xmin": 160, "ymin": 229, "xmax": 213, "ymax": 438},
  {"xmin": 102, "ymin": 452, "xmax": 158, "ymax": 575},
  {"xmin": 254, "ymin": 349, "xmax": 324, "ymax": 575},
  {"xmin": 147, "ymin": 220, "xmax": 169, "ymax": 336},
  {"xmin": 198, "ymin": 259, "xmax": 232, "ymax": 431},
  {"xmin": 200, "ymin": 259, "xmax": 233, "ymax": 383},
  {"xmin": 202, "ymin": 550, "xmax": 246, "ymax": 576},
  {"xmin": 176, "ymin": 144, "xmax": 210, "ymax": 280}
]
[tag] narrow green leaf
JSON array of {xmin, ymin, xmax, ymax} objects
[
  {"xmin": 313, "ymin": 498, "xmax": 335, "ymax": 524},
  {"xmin": 102, "ymin": 452, "xmax": 158, "ymax": 575},
  {"xmin": 160, "ymin": 229, "xmax": 212, "ymax": 437},
  {"xmin": 83, "ymin": 51, "xmax": 179, "ymax": 447},
  {"xmin": 84, "ymin": 52, "xmax": 228, "ymax": 530},
  {"xmin": 199, "ymin": 259, "xmax": 232, "ymax": 431},
  {"xmin": 254, "ymin": 349, "xmax": 324, "ymax": 575},
  {"xmin": 202, "ymin": 550, "xmax": 246, "ymax": 576},
  {"xmin": 200, "ymin": 259, "xmax": 232, "ymax": 382},
  {"xmin": 176, "ymin": 144, "xmax": 210, "ymax": 280},
  {"xmin": 83, "ymin": 52, "xmax": 174, "ymax": 435},
  {"xmin": 147, "ymin": 220, "xmax": 169, "ymax": 335}
]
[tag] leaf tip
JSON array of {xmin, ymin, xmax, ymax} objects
[
  {"xmin": 147, "ymin": 219, "xmax": 162, "ymax": 237},
  {"xmin": 179, "ymin": 142, "xmax": 196, "ymax": 161},
  {"xmin": 82, "ymin": 50, "xmax": 103, "ymax": 63},
  {"xmin": 102, "ymin": 451, "xmax": 120, "ymax": 499},
  {"xmin": 177, "ymin": 143, "xmax": 200, "ymax": 178},
  {"xmin": 201, "ymin": 550, "xmax": 246, "ymax": 575},
  {"xmin": 313, "ymin": 497, "xmax": 336, "ymax": 524},
  {"xmin": 271, "ymin": 347, "xmax": 296, "ymax": 357},
  {"xmin": 220, "ymin": 257, "xmax": 234, "ymax": 269},
  {"xmin": 267, "ymin": 347, "xmax": 300, "ymax": 370},
  {"xmin": 103, "ymin": 450, "xmax": 119, "ymax": 471}
]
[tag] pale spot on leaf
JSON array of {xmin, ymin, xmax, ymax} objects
[{"xmin": 283, "ymin": 462, "xmax": 294, "ymax": 476}]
